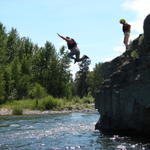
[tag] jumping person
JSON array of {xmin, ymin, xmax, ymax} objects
[
  {"xmin": 119, "ymin": 19, "xmax": 131, "ymax": 49},
  {"xmin": 57, "ymin": 33, "xmax": 89, "ymax": 64}
]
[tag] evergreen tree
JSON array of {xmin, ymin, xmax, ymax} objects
[
  {"xmin": 3, "ymin": 67, "xmax": 11, "ymax": 100},
  {"xmin": 0, "ymin": 67, "xmax": 5, "ymax": 104},
  {"xmin": 0, "ymin": 23, "xmax": 7, "ymax": 65},
  {"xmin": 0, "ymin": 23, "xmax": 77, "ymax": 103},
  {"xmin": 86, "ymin": 63, "xmax": 104, "ymax": 96},
  {"xmin": 6, "ymin": 28, "xmax": 19, "ymax": 63},
  {"xmin": 9, "ymin": 57, "xmax": 21, "ymax": 99},
  {"xmin": 74, "ymin": 59, "xmax": 91, "ymax": 97}
]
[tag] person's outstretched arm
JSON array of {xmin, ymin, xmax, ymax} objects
[{"xmin": 57, "ymin": 33, "xmax": 69, "ymax": 41}]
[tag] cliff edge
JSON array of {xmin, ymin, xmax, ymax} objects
[{"xmin": 95, "ymin": 14, "xmax": 150, "ymax": 136}]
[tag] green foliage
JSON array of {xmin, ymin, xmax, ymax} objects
[
  {"xmin": 74, "ymin": 59, "xmax": 91, "ymax": 97},
  {"xmin": 29, "ymin": 83, "xmax": 47, "ymax": 107},
  {"xmin": 74, "ymin": 61, "xmax": 104, "ymax": 98},
  {"xmin": 0, "ymin": 23, "xmax": 7, "ymax": 65},
  {"xmin": 38, "ymin": 95, "xmax": 63, "ymax": 110},
  {"xmin": 71, "ymin": 96, "xmax": 82, "ymax": 104},
  {"xmin": 0, "ymin": 95, "xmax": 95, "ymax": 112},
  {"xmin": 0, "ymin": 71, "xmax": 5, "ymax": 104},
  {"xmin": 131, "ymin": 50, "xmax": 139, "ymax": 59},
  {"xmin": 74, "ymin": 62, "xmax": 104, "ymax": 97},
  {"xmin": 17, "ymin": 75, "xmax": 31, "ymax": 99},
  {"xmin": 0, "ymin": 99, "xmax": 36, "ymax": 110},
  {"xmin": 6, "ymin": 28, "xmax": 19, "ymax": 63},
  {"xmin": 0, "ymin": 23, "xmax": 73, "ymax": 104},
  {"xmin": 12, "ymin": 105, "xmax": 23, "ymax": 115},
  {"xmin": 82, "ymin": 95, "xmax": 94, "ymax": 104},
  {"xmin": 0, "ymin": 22, "xmax": 103, "ymax": 105}
]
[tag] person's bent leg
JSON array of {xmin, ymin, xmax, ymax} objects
[
  {"xmin": 67, "ymin": 51, "xmax": 76, "ymax": 60},
  {"xmin": 74, "ymin": 48, "xmax": 82, "ymax": 63}
]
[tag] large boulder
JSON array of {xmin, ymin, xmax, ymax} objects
[
  {"xmin": 144, "ymin": 14, "xmax": 150, "ymax": 50},
  {"xmin": 95, "ymin": 14, "xmax": 150, "ymax": 136}
]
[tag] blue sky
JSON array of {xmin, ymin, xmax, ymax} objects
[{"xmin": 0, "ymin": 0, "xmax": 149, "ymax": 76}]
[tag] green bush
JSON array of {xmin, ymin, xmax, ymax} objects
[
  {"xmin": 38, "ymin": 96, "xmax": 62, "ymax": 110},
  {"xmin": 0, "ymin": 95, "xmax": 95, "ymax": 112},
  {"xmin": 1, "ymin": 99, "xmax": 36, "ymax": 110},
  {"xmin": 131, "ymin": 50, "xmax": 139, "ymax": 59},
  {"xmin": 82, "ymin": 96, "xmax": 94, "ymax": 104},
  {"xmin": 12, "ymin": 106, "xmax": 23, "ymax": 115},
  {"xmin": 29, "ymin": 83, "xmax": 47, "ymax": 99},
  {"xmin": 71, "ymin": 96, "xmax": 82, "ymax": 104}
]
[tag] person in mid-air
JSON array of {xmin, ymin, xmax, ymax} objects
[
  {"xmin": 57, "ymin": 33, "xmax": 89, "ymax": 64},
  {"xmin": 119, "ymin": 19, "xmax": 131, "ymax": 49}
]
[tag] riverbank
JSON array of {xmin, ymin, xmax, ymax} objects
[
  {"xmin": 0, "ymin": 96, "xmax": 96, "ymax": 115},
  {"xmin": 0, "ymin": 107, "xmax": 97, "ymax": 116}
]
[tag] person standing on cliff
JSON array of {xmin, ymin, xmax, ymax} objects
[
  {"xmin": 119, "ymin": 19, "xmax": 131, "ymax": 50},
  {"xmin": 57, "ymin": 33, "xmax": 89, "ymax": 64}
]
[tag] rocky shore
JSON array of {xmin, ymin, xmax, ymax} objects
[{"xmin": 0, "ymin": 108, "xmax": 97, "ymax": 116}]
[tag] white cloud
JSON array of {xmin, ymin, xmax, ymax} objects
[{"xmin": 122, "ymin": 0, "xmax": 150, "ymax": 33}]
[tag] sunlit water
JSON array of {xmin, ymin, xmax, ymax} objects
[{"xmin": 0, "ymin": 112, "xmax": 150, "ymax": 150}]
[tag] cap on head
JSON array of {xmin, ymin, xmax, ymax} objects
[{"xmin": 119, "ymin": 19, "xmax": 126, "ymax": 24}]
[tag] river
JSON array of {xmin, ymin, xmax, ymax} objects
[{"xmin": 0, "ymin": 112, "xmax": 150, "ymax": 150}]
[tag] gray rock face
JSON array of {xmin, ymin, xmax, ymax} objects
[
  {"xmin": 144, "ymin": 14, "xmax": 150, "ymax": 50},
  {"xmin": 95, "ymin": 14, "xmax": 150, "ymax": 136}
]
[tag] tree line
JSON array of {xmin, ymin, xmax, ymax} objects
[{"xmin": 0, "ymin": 23, "xmax": 104, "ymax": 104}]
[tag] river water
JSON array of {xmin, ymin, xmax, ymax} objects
[{"xmin": 0, "ymin": 112, "xmax": 150, "ymax": 150}]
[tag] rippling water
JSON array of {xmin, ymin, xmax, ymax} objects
[{"xmin": 0, "ymin": 112, "xmax": 150, "ymax": 150}]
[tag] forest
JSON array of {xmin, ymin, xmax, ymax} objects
[{"xmin": 0, "ymin": 23, "xmax": 104, "ymax": 106}]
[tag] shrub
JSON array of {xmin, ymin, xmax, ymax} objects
[
  {"xmin": 131, "ymin": 50, "xmax": 139, "ymax": 59},
  {"xmin": 82, "ymin": 96, "xmax": 94, "ymax": 104},
  {"xmin": 38, "ymin": 96, "xmax": 62, "ymax": 110},
  {"xmin": 71, "ymin": 96, "xmax": 82, "ymax": 104},
  {"xmin": 29, "ymin": 83, "xmax": 47, "ymax": 99},
  {"xmin": 12, "ymin": 106, "xmax": 23, "ymax": 115}
]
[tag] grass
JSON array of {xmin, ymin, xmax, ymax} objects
[
  {"xmin": 12, "ymin": 106, "xmax": 23, "ymax": 115},
  {"xmin": 0, "ymin": 95, "xmax": 95, "ymax": 114},
  {"xmin": 0, "ymin": 99, "xmax": 36, "ymax": 110},
  {"xmin": 38, "ymin": 95, "xmax": 63, "ymax": 110}
]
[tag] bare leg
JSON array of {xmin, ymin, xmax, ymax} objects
[
  {"xmin": 124, "ymin": 34, "xmax": 129, "ymax": 45},
  {"xmin": 124, "ymin": 33, "xmax": 130, "ymax": 49}
]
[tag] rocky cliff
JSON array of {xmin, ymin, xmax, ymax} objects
[{"xmin": 95, "ymin": 14, "xmax": 150, "ymax": 136}]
